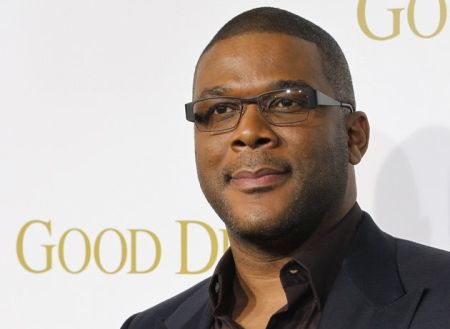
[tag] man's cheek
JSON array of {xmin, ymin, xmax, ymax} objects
[
  {"xmin": 196, "ymin": 153, "xmax": 219, "ymax": 184},
  {"xmin": 203, "ymin": 141, "xmax": 228, "ymax": 167}
]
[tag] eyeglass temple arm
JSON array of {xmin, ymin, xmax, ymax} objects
[
  {"xmin": 316, "ymin": 91, "xmax": 355, "ymax": 113},
  {"xmin": 185, "ymin": 103, "xmax": 195, "ymax": 122}
]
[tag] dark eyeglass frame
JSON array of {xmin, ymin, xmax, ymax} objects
[{"xmin": 185, "ymin": 85, "xmax": 355, "ymax": 132}]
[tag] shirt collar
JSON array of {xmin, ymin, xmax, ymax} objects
[
  {"xmin": 209, "ymin": 248, "xmax": 235, "ymax": 315},
  {"xmin": 290, "ymin": 202, "xmax": 362, "ymax": 309}
]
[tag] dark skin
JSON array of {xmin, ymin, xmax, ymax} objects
[{"xmin": 194, "ymin": 33, "xmax": 369, "ymax": 329}]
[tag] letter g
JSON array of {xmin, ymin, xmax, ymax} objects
[
  {"xmin": 17, "ymin": 220, "xmax": 54, "ymax": 273},
  {"xmin": 358, "ymin": 0, "xmax": 404, "ymax": 40}
]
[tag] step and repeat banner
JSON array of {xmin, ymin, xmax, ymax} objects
[{"xmin": 1, "ymin": 0, "xmax": 449, "ymax": 328}]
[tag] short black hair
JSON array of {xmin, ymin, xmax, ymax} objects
[{"xmin": 196, "ymin": 7, "xmax": 355, "ymax": 108}]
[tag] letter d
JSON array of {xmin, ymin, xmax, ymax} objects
[
  {"xmin": 177, "ymin": 220, "xmax": 218, "ymax": 274},
  {"xmin": 128, "ymin": 229, "xmax": 161, "ymax": 274}
]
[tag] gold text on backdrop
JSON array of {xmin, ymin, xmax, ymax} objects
[
  {"xmin": 358, "ymin": 0, "xmax": 447, "ymax": 40},
  {"xmin": 177, "ymin": 220, "xmax": 229, "ymax": 274},
  {"xmin": 16, "ymin": 219, "xmax": 228, "ymax": 274},
  {"xmin": 16, "ymin": 220, "xmax": 162, "ymax": 274}
]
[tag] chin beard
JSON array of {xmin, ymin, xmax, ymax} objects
[{"xmin": 220, "ymin": 174, "xmax": 346, "ymax": 255}]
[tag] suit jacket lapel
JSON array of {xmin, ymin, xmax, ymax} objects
[{"xmin": 319, "ymin": 213, "xmax": 425, "ymax": 329}]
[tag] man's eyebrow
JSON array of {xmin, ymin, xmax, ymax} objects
[
  {"xmin": 271, "ymin": 79, "xmax": 311, "ymax": 89},
  {"xmin": 197, "ymin": 80, "xmax": 310, "ymax": 99},
  {"xmin": 198, "ymin": 86, "xmax": 232, "ymax": 98}
]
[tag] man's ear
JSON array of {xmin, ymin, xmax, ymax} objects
[{"xmin": 346, "ymin": 111, "xmax": 370, "ymax": 165}]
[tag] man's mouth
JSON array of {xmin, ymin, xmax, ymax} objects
[{"xmin": 228, "ymin": 167, "xmax": 291, "ymax": 192}]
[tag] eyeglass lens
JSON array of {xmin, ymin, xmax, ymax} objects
[{"xmin": 193, "ymin": 89, "xmax": 312, "ymax": 132}]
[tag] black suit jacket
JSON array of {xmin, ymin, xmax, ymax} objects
[{"xmin": 121, "ymin": 213, "xmax": 450, "ymax": 329}]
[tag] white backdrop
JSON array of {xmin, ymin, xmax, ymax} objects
[{"xmin": 1, "ymin": 0, "xmax": 449, "ymax": 328}]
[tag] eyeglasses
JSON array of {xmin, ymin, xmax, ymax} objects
[{"xmin": 185, "ymin": 85, "xmax": 354, "ymax": 132}]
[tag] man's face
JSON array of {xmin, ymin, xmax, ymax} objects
[{"xmin": 193, "ymin": 33, "xmax": 350, "ymax": 245}]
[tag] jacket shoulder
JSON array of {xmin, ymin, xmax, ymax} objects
[
  {"xmin": 396, "ymin": 238, "xmax": 450, "ymax": 286},
  {"xmin": 395, "ymin": 239, "xmax": 450, "ymax": 326},
  {"xmin": 121, "ymin": 277, "xmax": 211, "ymax": 329}
]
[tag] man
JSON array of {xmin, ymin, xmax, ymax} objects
[{"xmin": 122, "ymin": 7, "xmax": 450, "ymax": 329}]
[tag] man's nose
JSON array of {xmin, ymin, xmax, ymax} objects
[{"xmin": 230, "ymin": 104, "xmax": 279, "ymax": 151}]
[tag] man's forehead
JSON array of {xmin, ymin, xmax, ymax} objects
[
  {"xmin": 193, "ymin": 32, "xmax": 331, "ymax": 99},
  {"xmin": 196, "ymin": 32, "xmax": 320, "ymax": 70}
]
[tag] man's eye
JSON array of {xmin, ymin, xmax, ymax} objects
[
  {"xmin": 195, "ymin": 103, "xmax": 238, "ymax": 124},
  {"xmin": 211, "ymin": 104, "xmax": 236, "ymax": 115},
  {"xmin": 270, "ymin": 97, "xmax": 307, "ymax": 112},
  {"xmin": 275, "ymin": 99, "xmax": 295, "ymax": 107}
]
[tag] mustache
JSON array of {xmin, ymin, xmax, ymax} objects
[{"xmin": 222, "ymin": 151, "xmax": 292, "ymax": 180}]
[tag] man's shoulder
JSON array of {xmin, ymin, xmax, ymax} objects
[
  {"xmin": 396, "ymin": 237, "xmax": 450, "ymax": 262},
  {"xmin": 391, "ymin": 238, "xmax": 450, "ymax": 325},
  {"xmin": 395, "ymin": 237, "xmax": 450, "ymax": 286},
  {"xmin": 121, "ymin": 277, "xmax": 211, "ymax": 329},
  {"xmin": 360, "ymin": 212, "xmax": 450, "ymax": 284}
]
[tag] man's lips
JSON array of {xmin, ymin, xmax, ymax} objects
[{"xmin": 229, "ymin": 167, "xmax": 291, "ymax": 191}]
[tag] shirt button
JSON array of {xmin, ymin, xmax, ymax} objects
[{"xmin": 288, "ymin": 268, "xmax": 300, "ymax": 275}]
